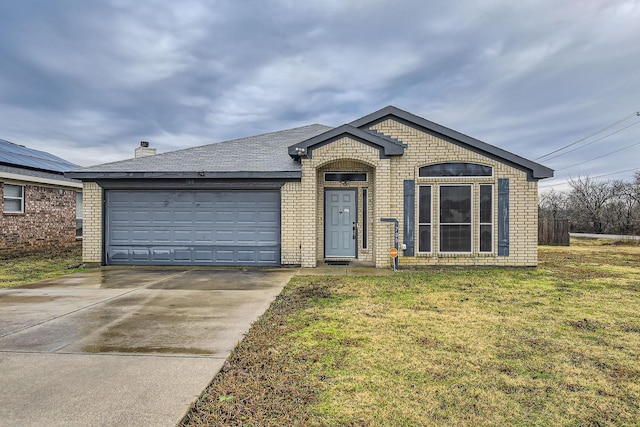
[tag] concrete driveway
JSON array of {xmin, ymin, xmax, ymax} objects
[{"xmin": 0, "ymin": 267, "xmax": 294, "ymax": 426}]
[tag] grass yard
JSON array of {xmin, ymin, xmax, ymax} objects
[
  {"xmin": 183, "ymin": 240, "xmax": 640, "ymax": 426},
  {"xmin": 0, "ymin": 245, "xmax": 87, "ymax": 288}
]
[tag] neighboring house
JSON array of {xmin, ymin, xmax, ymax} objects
[
  {"xmin": 66, "ymin": 106, "xmax": 553, "ymax": 268},
  {"xmin": 1, "ymin": 139, "xmax": 82, "ymax": 254}
]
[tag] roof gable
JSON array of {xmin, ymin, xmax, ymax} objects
[
  {"xmin": 350, "ymin": 106, "xmax": 553, "ymax": 180},
  {"xmin": 288, "ymin": 124, "xmax": 405, "ymax": 159}
]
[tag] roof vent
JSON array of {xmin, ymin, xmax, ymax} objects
[{"xmin": 135, "ymin": 141, "xmax": 157, "ymax": 158}]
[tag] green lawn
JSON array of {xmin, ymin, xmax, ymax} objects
[
  {"xmin": 0, "ymin": 245, "xmax": 87, "ymax": 288},
  {"xmin": 183, "ymin": 240, "xmax": 640, "ymax": 426}
]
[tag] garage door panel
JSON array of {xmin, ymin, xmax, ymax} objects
[{"xmin": 106, "ymin": 190, "xmax": 280, "ymax": 266}]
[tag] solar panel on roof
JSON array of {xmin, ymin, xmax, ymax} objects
[{"xmin": 0, "ymin": 138, "xmax": 79, "ymax": 173}]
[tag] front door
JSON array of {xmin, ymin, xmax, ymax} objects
[{"xmin": 325, "ymin": 189, "xmax": 357, "ymax": 258}]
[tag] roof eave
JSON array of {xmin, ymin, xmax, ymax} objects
[
  {"xmin": 64, "ymin": 170, "xmax": 302, "ymax": 181},
  {"xmin": 350, "ymin": 105, "xmax": 554, "ymax": 180},
  {"xmin": 288, "ymin": 124, "xmax": 405, "ymax": 160}
]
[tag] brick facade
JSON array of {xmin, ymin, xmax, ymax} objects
[
  {"xmin": 280, "ymin": 118, "xmax": 540, "ymax": 268},
  {"xmin": 81, "ymin": 182, "xmax": 103, "ymax": 263},
  {"xmin": 0, "ymin": 181, "xmax": 80, "ymax": 254},
  {"xmin": 78, "ymin": 115, "xmax": 544, "ymax": 268}
]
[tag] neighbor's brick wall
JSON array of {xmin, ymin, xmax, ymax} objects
[
  {"xmin": 82, "ymin": 182, "xmax": 103, "ymax": 263},
  {"xmin": 0, "ymin": 181, "xmax": 79, "ymax": 254}
]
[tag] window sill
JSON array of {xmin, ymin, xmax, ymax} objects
[{"xmin": 413, "ymin": 252, "xmax": 496, "ymax": 258}]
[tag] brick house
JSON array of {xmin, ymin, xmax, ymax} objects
[
  {"xmin": 66, "ymin": 106, "xmax": 553, "ymax": 268},
  {"xmin": 1, "ymin": 139, "xmax": 82, "ymax": 254}
]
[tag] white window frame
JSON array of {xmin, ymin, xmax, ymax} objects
[
  {"xmin": 417, "ymin": 185, "xmax": 433, "ymax": 254},
  {"xmin": 479, "ymin": 184, "xmax": 494, "ymax": 253},
  {"xmin": 3, "ymin": 183, "xmax": 24, "ymax": 213},
  {"xmin": 438, "ymin": 184, "xmax": 473, "ymax": 254},
  {"xmin": 362, "ymin": 187, "xmax": 368, "ymax": 249},
  {"xmin": 76, "ymin": 191, "xmax": 83, "ymax": 238}
]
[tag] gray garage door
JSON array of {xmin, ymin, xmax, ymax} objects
[{"xmin": 105, "ymin": 190, "xmax": 280, "ymax": 265}]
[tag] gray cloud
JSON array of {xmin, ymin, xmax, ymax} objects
[{"xmin": 1, "ymin": 0, "xmax": 639, "ymax": 190}]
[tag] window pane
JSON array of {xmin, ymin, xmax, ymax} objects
[
  {"xmin": 419, "ymin": 163, "xmax": 493, "ymax": 177},
  {"xmin": 480, "ymin": 225, "xmax": 492, "ymax": 252},
  {"xmin": 440, "ymin": 186, "xmax": 471, "ymax": 224},
  {"xmin": 419, "ymin": 186, "xmax": 431, "ymax": 224},
  {"xmin": 419, "ymin": 225, "xmax": 431, "ymax": 252},
  {"xmin": 76, "ymin": 219, "xmax": 83, "ymax": 238},
  {"xmin": 480, "ymin": 185, "xmax": 492, "ymax": 223},
  {"xmin": 325, "ymin": 173, "xmax": 367, "ymax": 182},
  {"xmin": 76, "ymin": 192, "xmax": 83, "ymax": 219},
  {"xmin": 4, "ymin": 184, "xmax": 22, "ymax": 198},
  {"xmin": 362, "ymin": 188, "xmax": 368, "ymax": 249},
  {"xmin": 440, "ymin": 225, "xmax": 471, "ymax": 252},
  {"xmin": 4, "ymin": 199, "xmax": 22, "ymax": 212}
]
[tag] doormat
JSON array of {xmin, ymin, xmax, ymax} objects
[{"xmin": 326, "ymin": 260, "xmax": 351, "ymax": 266}]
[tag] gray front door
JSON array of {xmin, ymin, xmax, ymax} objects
[{"xmin": 325, "ymin": 189, "xmax": 357, "ymax": 258}]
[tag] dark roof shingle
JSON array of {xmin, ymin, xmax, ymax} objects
[{"xmin": 68, "ymin": 124, "xmax": 331, "ymax": 178}]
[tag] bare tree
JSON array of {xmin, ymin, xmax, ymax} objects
[
  {"xmin": 567, "ymin": 176, "xmax": 617, "ymax": 233},
  {"xmin": 539, "ymin": 189, "xmax": 568, "ymax": 221}
]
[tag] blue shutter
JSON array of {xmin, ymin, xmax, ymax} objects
[
  {"xmin": 498, "ymin": 178, "xmax": 509, "ymax": 256},
  {"xmin": 403, "ymin": 180, "xmax": 415, "ymax": 256}
]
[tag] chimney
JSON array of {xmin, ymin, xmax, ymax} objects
[{"xmin": 135, "ymin": 141, "xmax": 157, "ymax": 158}]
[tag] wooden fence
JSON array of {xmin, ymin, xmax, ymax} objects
[{"xmin": 538, "ymin": 219, "xmax": 570, "ymax": 246}]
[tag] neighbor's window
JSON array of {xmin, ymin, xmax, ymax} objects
[
  {"xmin": 479, "ymin": 184, "xmax": 493, "ymax": 252},
  {"xmin": 439, "ymin": 185, "xmax": 472, "ymax": 252},
  {"xmin": 3, "ymin": 184, "xmax": 24, "ymax": 213},
  {"xmin": 418, "ymin": 185, "xmax": 432, "ymax": 253},
  {"xmin": 419, "ymin": 162, "xmax": 493, "ymax": 177},
  {"xmin": 76, "ymin": 192, "xmax": 83, "ymax": 238}
]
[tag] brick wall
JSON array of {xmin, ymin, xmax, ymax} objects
[
  {"xmin": 281, "ymin": 118, "xmax": 541, "ymax": 268},
  {"xmin": 0, "ymin": 181, "xmax": 80, "ymax": 254},
  {"xmin": 81, "ymin": 182, "xmax": 103, "ymax": 263},
  {"xmin": 373, "ymin": 119, "xmax": 539, "ymax": 267}
]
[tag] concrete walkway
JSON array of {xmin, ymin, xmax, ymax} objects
[
  {"xmin": 296, "ymin": 261, "xmax": 395, "ymax": 276},
  {"xmin": 571, "ymin": 232, "xmax": 640, "ymax": 240},
  {"xmin": 0, "ymin": 267, "xmax": 294, "ymax": 427}
]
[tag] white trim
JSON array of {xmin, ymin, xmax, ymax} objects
[
  {"xmin": 417, "ymin": 184, "xmax": 433, "ymax": 254},
  {"xmin": 0, "ymin": 172, "xmax": 82, "ymax": 189},
  {"xmin": 362, "ymin": 187, "xmax": 368, "ymax": 250},
  {"xmin": 3, "ymin": 183, "xmax": 24, "ymax": 213},
  {"xmin": 438, "ymin": 184, "xmax": 473, "ymax": 254},
  {"xmin": 479, "ymin": 184, "xmax": 494, "ymax": 253}
]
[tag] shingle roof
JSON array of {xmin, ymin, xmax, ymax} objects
[
  {"xmin": 66, "ymin": 124, "xmax": 332, "ymax": 179},
  {"xmin": 66, "ymin": 106, "xmax": 553, "ymax": 181}
]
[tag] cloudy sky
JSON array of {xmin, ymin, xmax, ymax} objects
[{"xmin": 1, "ymin": 0, "xmax": 639, "ymax": 190}]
